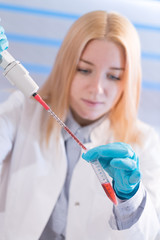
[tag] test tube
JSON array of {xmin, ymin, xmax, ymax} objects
[{"xmin": 91, "ymin": 159, "xmax": 117, "ymax": 205}]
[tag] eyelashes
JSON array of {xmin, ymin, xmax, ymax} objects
[
  {"xmin": 77, "ymin": 68, "xmax": 121, "ymax": 81},
  {"xmin": 107, "ymin": 74, "xmax": 120, "ymax": 81},
  {"xmin": 77, "ymin": 68, "xmax": 91, "ymax": 75}
]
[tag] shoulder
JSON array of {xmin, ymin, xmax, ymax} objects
[
  {"xmin": 137, "ymin": 120, "xmax": 159, "ymax": 142},
  {"xmin": 0, "ymin": 90, "xmax": 26, "ymax": 121},
  {"xmin": 0, "ymin": 90, "xmax": 45, "ymax": 122},
  {"xmin": 0, "ymin": 90, "xmax": 24, "ymax": 111},
  {"xmin": 133, "ymin": 120, "xmax": 160, "ymax": 154}
]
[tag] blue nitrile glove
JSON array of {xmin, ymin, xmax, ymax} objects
[
  {"xmin": 82, "ymin": 142, "xmax": 141, "ymax": 200},
  {"xmin": 0, "ymin": 25, "xmax": 8, "ymax": 55}
]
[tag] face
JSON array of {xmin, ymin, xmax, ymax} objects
[{"xmin": 69, "ymin": 39, "xmax": 125, "ymax": 126}]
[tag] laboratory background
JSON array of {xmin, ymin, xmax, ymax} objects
[{"xmin": 0, "ymin": 0, "xmax": 160, "ymax": 134}]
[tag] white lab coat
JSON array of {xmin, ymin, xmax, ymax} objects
[{"xmin": 0, "ymin": 91, "xmax": 160, "ymax": 240}]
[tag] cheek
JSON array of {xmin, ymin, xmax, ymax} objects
[
  {"xmin": 70, "ymin": 80, "xmax": 79, "ymax": 99},
  {"xmin": 70, "ymin": 76, "xmax": 86, "ymax": 97},
  {"xmin": 105, "ymin": 82, "xmax": 123, "ymax": 104},
  {"xmin": 114, "ymin": 85, "xmax": 124, "ymax": 104},
  {"xmin": 70, "ymin": 77, "xmax": 82, "ymax": 102}
]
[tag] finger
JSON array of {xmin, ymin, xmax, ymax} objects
[
  {"xmin": 97, "ymin": 143, "xmax": 134, "ymax": 158},
  {"xmin": 82, "ymin": 142, "xmax": 134, "ymax": 162},
  {"xmin": 82, "ymin": 148, "xmax": 100, "ymax": 162},
  {"xmin": 110, "ymin": 158, "xmax": 137, "ymax": 171}
]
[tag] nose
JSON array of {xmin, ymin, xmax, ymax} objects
[{"xmin": 88, "ymin": 74, "xmax": 104, "ymax": 94}]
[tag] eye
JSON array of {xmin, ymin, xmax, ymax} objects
[
  {"xmin": 77, "ymin": 68, "xmax": 91, "ymax": 75},
  {"xmin": 107, "ymin": 74, "xmax": 120, "ymax": 81}
]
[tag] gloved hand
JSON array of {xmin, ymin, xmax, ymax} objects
[
  {"xmin": 82, "ymin": 142, "xmax": 141, "ymax": 200},
  {"xmin": 0, "ymin": 25, "xmax": 8, "ymax": 55}
]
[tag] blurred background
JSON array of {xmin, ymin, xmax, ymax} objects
[{"xmin": 0, "ymin": 0, "xmax": 160, "ymax": 133}]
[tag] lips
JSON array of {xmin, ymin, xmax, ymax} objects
[{"xmin": 81, "ymin": 98, "xmax": 104, "ymax": 107}]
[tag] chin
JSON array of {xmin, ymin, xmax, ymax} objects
[
  {"xmin": 80, "ymin": 113, "xmax": 104, "ymax": 124},
  {"xmin": 71, "ymin": 108, "xmax": 105, "ymax": 125},
  {"xmin": 83, "ymin": 111, "xmax": 104, "ymax": 120}
]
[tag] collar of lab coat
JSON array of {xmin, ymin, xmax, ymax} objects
[{"xmin": 62, "ymin": 109, "xmax": 107, "ymax": 143}]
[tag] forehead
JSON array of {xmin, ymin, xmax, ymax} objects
[{"xmin": 80, "ymin": 39, "xmax": 125, "ymax": 68}]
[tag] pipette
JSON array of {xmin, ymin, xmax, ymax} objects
[
  {"xmin": 0, "ymin": 50, "xmax": 117, "ymax": 205},
  {"xmin": 33, "ymin": 93, "xmax": 118, "ymax": 205}
]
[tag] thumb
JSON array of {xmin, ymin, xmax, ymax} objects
[{"xmin": 129, "ymin": 170, "xmax": 141, "ymax": 184}]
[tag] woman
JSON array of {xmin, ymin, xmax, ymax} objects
[{"xmin": 0, "ymin": 11, "xmax": 160, "ymax": 240}]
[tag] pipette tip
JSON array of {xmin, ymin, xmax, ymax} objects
[{"xmin": 33, "ymin": 93, "xmax": 50, "ymax": 111}]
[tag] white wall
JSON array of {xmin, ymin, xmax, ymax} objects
[{"xmin": 0, "ymin": 0, "xmax": 160, "ymax": 132}]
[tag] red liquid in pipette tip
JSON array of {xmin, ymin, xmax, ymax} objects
[
  {"xmin": 64, "ymin": 126, "xmax": 87, "ymax": 151},
  {"xmin": 33, "ymin": 93, "xmax": 117, "ymax": 205},
  {"xmin": 102, "ymin": 183, "xmax": 117, "ymax": 205}
]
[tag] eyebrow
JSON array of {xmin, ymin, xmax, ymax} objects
[
  {"xmin": 110, "ymin": 67, "xmax": 125, "ymax": 71},
  {"xmin": 80, "ymin": 59, "xmax": 125, "ymax": 71},
  {"xmin": 80, "ymin": 59, "xmax": 94, "ymax": 66}
]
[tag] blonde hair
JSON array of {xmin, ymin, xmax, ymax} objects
[{"xmin": 39, "ymin": 10, "xmax": 141, "ymax": 143}]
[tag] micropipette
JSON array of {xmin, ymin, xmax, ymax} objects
[
  {"xmin": 0, "ymin": 50, "xmax": 117, "ymax": 205},
  {"xmin": 33, "ymin": 93, "xmax": 118, "ymax": 205},
  {"xmin": 0, "ymin": 50, "xmax": 39, "ymax": 96}
]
